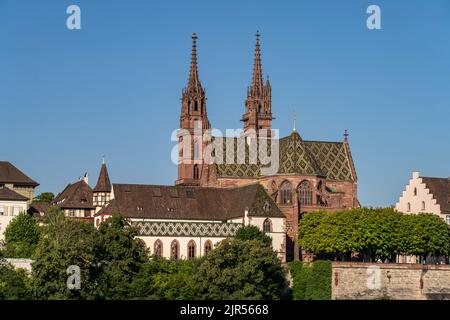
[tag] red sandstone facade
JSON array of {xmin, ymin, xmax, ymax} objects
[{"xmin": 176, "ymin": 33, "xmax": 359, "ymax": 261}]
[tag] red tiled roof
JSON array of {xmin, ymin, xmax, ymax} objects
[
  {"xmin": 97, "ymin": 183, "xmax": 284, "ymax": 221},
  {"xmin": 0, "ymin": 187, "xmax": 29, "ymax": 201},
  {"xmin": 0, "ymin": 161, "xmax": 39, "ymax": 187},
  {"xmin": 53, "ymin": 180, "xmax": 94, "ymax": 209},
  {"xmin": 94, "ymin": 163, "xmax": 111, "ymax": 193},
  {"xmin": 422, "ymin": 177, "xmax": 450, "ymax": 214}
]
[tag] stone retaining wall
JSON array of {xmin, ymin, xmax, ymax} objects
[{"xmin": 332, "ymin": 262, "xmax": 450, "ymax": 300}]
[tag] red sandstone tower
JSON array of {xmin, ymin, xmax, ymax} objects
[
  {"xmin": 241, "ymin": 31, "xmax": 273, "ymax": 135},
  {"xmin": 176, "ymin": 33, "xmax": 211, "ymax": 186}
]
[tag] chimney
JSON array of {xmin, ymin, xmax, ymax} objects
[{"xmin": 84, "ymin": 172, "xmax": 89, "ymax": 185}]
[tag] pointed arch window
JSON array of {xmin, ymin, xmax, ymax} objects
[
  {"xmin": 170, "ymin": 240, "xmax": 179, "ymax": 260},
  {"xmin": 407, "ymin": 202, "xmax": 411, "ymax": 212},
  {"xmin": 280, "ymin": 181, "xmax": 292, "ymax": 205},
  {"xmin": 263, "ymin": 218, "xmax": 272, "ymax": 233},
  {"xmin": 204, "ymin": 240, "xmax": 213, "ymax": 255},
  {"xmin": 194, "ymin": 100, "xmax": 198, "ymax": 111},
  {"xmin": 154, "ymin": 239, "xmax": 163, "ymax": 258},
  {"xmin": 187, "ymin": 240, "xmax": 196, "ymax": 260},
  {"xmin": 298, "ymin": 180, "xmax": 313, "ymax": 206},
  {"xmin": 193, "ymin": 164, "xmax": 199, "ymax": 180},
  {"xmin": 422, "ymin": 201, "xmax": 426, "ymax": 211},
  {"xmin": 414, "ymin": 187, "xmax": 417, "ymax": 196}
]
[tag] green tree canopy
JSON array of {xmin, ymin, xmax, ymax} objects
[
  {"xmin": 95, "ymin": 214, "xmax": 148, "ymax": 299},
  {"xmin": 234, "ymin": 225, "xmax": 272, "ymax": 247},
  {"xmin": 0, "ymin": 258, "xmax": 31, "ymax": 300},
  {"xmin": 299, "ymin": 208, "xmax": 450, "ymax": 262},
  {"xmin": 193, "ymin": 238, "xmax": 286, "ymax": 300},
  {"xmin": 31, "ymin": 208, "xmax": 98, "ymax": 300},
  {"xmin": 33, "ymin": 192, "xmax": 55, "ymax": 204},
  {"xmin": 4, "ymin": 212, "xmax": 40, "ymax": 258}
]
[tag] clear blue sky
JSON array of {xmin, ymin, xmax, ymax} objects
[{"xmin": 1, "ymin": 0, "xmax": 449, "ymax": 207}]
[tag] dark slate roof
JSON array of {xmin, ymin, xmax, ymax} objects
[
  {"xmin": 422, "ymin": 177, "xmax": 450, "ymax": 214},
  {"xmin": 93, "ymin": 163, "xmax": 112, "ymax": 192},
  {"xmin": 213, "ymin": 132, "xmax": 356, "ymax": 181},
  {"xmin": 97, "ymin": 183, "xmax": 284, "ymax": 221},
  {"xmin": 0, "ymin": 161, "xmax": 39, "ymax": 187},
  {"xmin": 0, "ymin": 187, "xmax": 29, "ymax": 201},
  {"xmin": 53, "ymin": 180, "xmax": 94, "ymax": 209}
]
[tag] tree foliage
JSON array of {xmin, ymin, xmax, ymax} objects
[
  {"xmin": 299, "ymin": 208, "xmax": 450, "ymax": 261},
  {"xmin": 0, "ymin": 258, "xmax": 31, "ymax": 300},
  {"xmin": 234, "ymin": 225, "xmax": 273, "ymax": 247},
  {"xmin": 33, "ymin": 192, "xmax": 55, "ymax": 204},
  {"xmin": 31, "ymin": 209, "xmax": 98, "ymax": 300},
  {"xmin": 4, "ymin": 212, "xmax": 40, "ymax": 258},
  {"xmin": 193, "ymin": 238, "xmax": 286, "ymax": 300},
  {"xmin": 288, "ymin": 260, "xmax": 331, "ymax": 300},
  {"xmin": 95, "ymin": 214, "xmax": 148, "ymax": 299}
]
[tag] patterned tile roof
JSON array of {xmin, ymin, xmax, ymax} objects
[{"xmin": 213, "ymin": 132, "xmax": 356, "ymax": 181}]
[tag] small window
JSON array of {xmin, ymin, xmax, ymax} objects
[
  {"xmin": 169, "ymin": 188, "xmax": 179, "ymax": 198},
  {"xmin": 186, "ymin": 189, "xmax": 194, "ymax": 199},
  {"xmin": 407, "ymin": 202, "xmax": 411, "ymax": 212},
  {"xmin": 193, "ymin": 164, "xmax": 199, "ymax": 180},
  {"xmin": 263, "ymin": 201, "xmax": 271, "ymax": 212},
  {"xmin": 154, "ymin": 240, "xmax": 163, "ymax": 258},
  {"xmin": 152, "ymin": 188, "xmax": 161, "ymax": 197},
  {"xmin": 421, "ymin": 201, "xmax": 425, "ymax": 211},
  {"xmin": 188, "ymin": 240, "xmax": 196, "ymax": 260},
  {"xmin": 263, "ymin": 218, "xmax": 272, "ymax": 233},
  {"xmin": 204, "ymin": 240, "xmax": 212, "ymax": 255},
  {"xmin": 171, "ymin": 240, "xmax": 179, "ymax": 260},
  {"xmin": 414, "ymin": 188, "xmax": 417, "ymax": 196}
]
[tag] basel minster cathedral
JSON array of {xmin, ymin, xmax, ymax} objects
[{"xmin": 175, "ymin": 32, "xmax": 359, "ymax": 260}]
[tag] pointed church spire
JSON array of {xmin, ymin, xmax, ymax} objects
[
  {"xmin": 186, "ymin": 33, "xmax": 202, "ymax": 92},
  {"xmin": 251, "ymin": 31, "xmax": 264, "ymax": 97},
  {"xmin": 242, "ymin": 31, "xmax": 273, "ymax": 133},
  {"xmin": 94, "ymin": 160, "xmax": 111, "ymax": 193}
]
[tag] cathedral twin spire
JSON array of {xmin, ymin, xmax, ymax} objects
[
  {"xmin": 243, "ymin": 31, "xmax": 273, "ymax": 133},
  {"xmin": 180, "ymin": 31, "xmax": 273, "ymax": 134}
]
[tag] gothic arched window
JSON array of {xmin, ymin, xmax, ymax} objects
[
  {"xmin": 204, "ymin": 240, "xmax": 212, "ymax": 255},
  {"xmin": 154, "ymin": 239, "xmax": 163, "ymax": 258},
  {"xmin": 194, "ymin": 100, "xmax": 198, "ymax": 111},
  {"xmin": 193, "ymin": 164, "xmax": 199, "ymax": 179},
  {"xmin": 407, "ymin": 202, "xmax": 411, "ymax": 212},
  {"xmin": 170, "ymin": 240, "xmax": 179, "ymax": 260},
  {"xmin": 263, "ymin": 218, "xmax": 272, "ymax": 233},
  {"xmin": 280, "ymin": 181, "xmax": 292, "ymax": 205},
  {"xmin": 422, "ymin": 201, "xmax": 426, "ymax": 211},
  {"xmin": 187, "ymin": 240, "xmax": 196, "ymax": 260},
  {"xmin": 298, "ymin": 180, "xmax": 313, "ymax": 206}
]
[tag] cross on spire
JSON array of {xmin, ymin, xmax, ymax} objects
[
  {"xmin": 187, "ymin": 33, "xmax": 202, "ymax": 92},
  {"xmin": 293, "ymin": 111, "xmax": 297, "ymax": 132}
]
